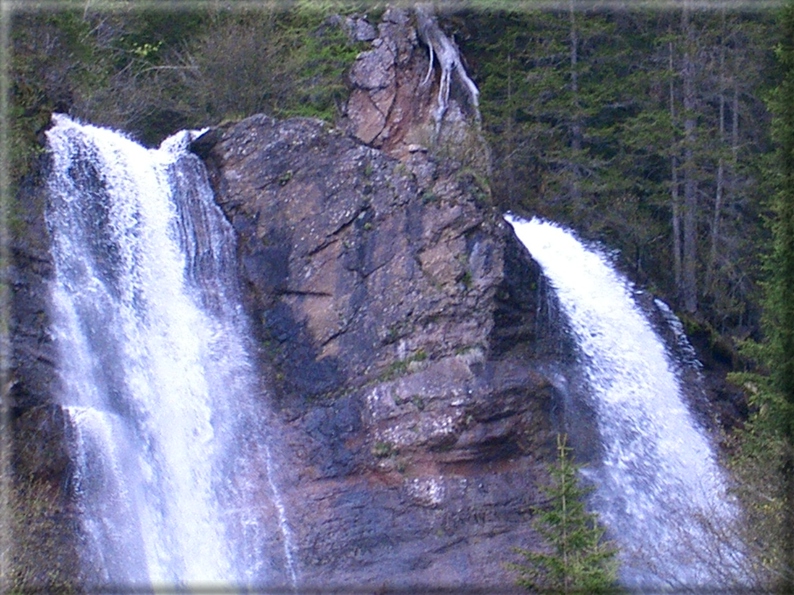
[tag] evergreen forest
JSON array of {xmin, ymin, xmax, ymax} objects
[{"xmin": 5, "ymin": 0, "xmax": 794, "ymax": 590}]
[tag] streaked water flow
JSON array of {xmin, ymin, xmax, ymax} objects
[
  {"xmin": 45, "ymin": 115, "xmax": 291, "ymax": 590},
  {"xmin": 506, "ymin": 214, "xmax": 746, "ymax": 591}
]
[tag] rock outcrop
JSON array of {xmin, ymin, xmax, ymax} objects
[
  {"xmin": 188, "ymin": 7, "xmax": 569, "ymax": 588},
  {"xmin": 191, "ymin": 110, "xmax": 565, "ymax": 589},
  {"xmin": 341, "ymin": 7, "xmax": 488, "ymax": 170}
]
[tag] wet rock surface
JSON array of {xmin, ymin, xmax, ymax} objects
[
  {"xmin": 9, "ymin": 161, "xmax": 59, "ymax": 413},
  {"xmin": 7, "ymin": 156, "xmax": 95, "ymax": 589}
]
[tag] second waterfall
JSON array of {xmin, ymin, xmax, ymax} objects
[{"xmin": 506, "ymin": 215, "xmax": 748, "ymax": 591}]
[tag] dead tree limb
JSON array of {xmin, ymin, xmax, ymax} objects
[{"xmin": 414, "ymin": 3, "xmax": 480, "ymax": 136}]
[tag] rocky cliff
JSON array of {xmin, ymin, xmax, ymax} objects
[
  {"xmin": 188, "ymin": 8, "xmax": 569, "ymax": 588},
  {"xmin": 7, "ymin": 7, "xmax": 572, "ymax": 591},
  {"xmin": 192, "ymin": 111, "xmax": 565, "ymax": 588}
]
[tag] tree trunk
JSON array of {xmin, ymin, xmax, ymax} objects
[
  {"xmin": 784, "ymin": 446, "xmax": 794, "ymax": 591},
  {"xmin": 669, "ymin": 40, "xmax": 683, "ymax": 294},
  {"xmin": 569, "ymin": 0, "xmax": 582, "ymax": 214},
  {"xmin": 681, "ymin": 0, "xmax": 698, "ymax": 313},
  {"xmin": 507, "ymin": 51, "xmax": 515, "ymax": 205},
  {"xmin": 707, "ymin": 8, "xmax": 727, "ymax": 294},
  {"xmin": 732, "ymin": 69, "xmax": 739, "ymax": 168},
  {"xmin": 414, "ymin": 3, "xmax": 480, "ymax": 136}
]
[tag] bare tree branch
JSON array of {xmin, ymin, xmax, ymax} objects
[{"xmin": 414, "ymin": 3, "xmax": 480, "ymax": 136}]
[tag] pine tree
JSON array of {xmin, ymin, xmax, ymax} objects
[
  {"xmin": 727, "ymin": 2, "xmax": 794, "ymax": 588},
  {"xmin": 509, "ymin": 434, "xmax": 620, "ymax": 594},
  {"xmin": 764, "ymin": 0, "xmax": 794, "ymax": 588}
]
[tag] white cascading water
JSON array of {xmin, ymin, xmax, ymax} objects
[
  {"xmin": 45, "ymin": 115, "xmax": 293, "ymax": 590},
  {"xmin": 506, "ymin": 215, "xmax": 747, "ymax": 591}
]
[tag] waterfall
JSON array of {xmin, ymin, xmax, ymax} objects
[
  {"xmin": 506, "ymin": 215, "xmax": 747, "ymax": 591},
  {"xmin": 45, "ymin": 115, "xmax": 292, "ymax": 590}
]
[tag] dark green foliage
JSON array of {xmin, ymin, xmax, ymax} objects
[
  {"xmin": 8, "ymin": 7, "xmax": 208, "ymax": 180},
  {"xmin": 133, "ymin": 5, "xmax": 365, "ymax": 136},
  {"xmin": 760, "ymin": 1, "xmax": 794, "ymax": 587},
  {"xmin": 508, "ymin": 434, "xmax": 620, "ymax": 594},
  {"xmin": 371, "ymin": 441, "xmax": 394, "ymax": 458},
  {"xmin": 8, "ymin": 4, "xmax": 366, "ymax": 157},
  {"xmin": 461, "ymin": 6, "xmax": 773, "ymax": 335},
  {"xmin": 765, "ymin": 0, "xmax": 794, "ymax": 438},
  {"xmin": 380, "ymin": 349, "xmax": 428, "ymax": 381},
  {"xmin": 7, "ymin": 475, "xmax": 82, "ymax": 592},
  {"xmin": 725, "ymin": 2, "xmax": 794, "ymax": 588},
  {"xmin": 724, "ymin": 415, "xmax": 789, "ymax": 587},
  {"xmin": 9, "ymin": 10, "xmax": 101, "ymax": 184},
  {"xmin": 463, "ymin": 9, "xmax": 665, "ymax": 255},
  {"xmin": 272, "ymin": 8, "xmax": 366, "ymax": 120}
]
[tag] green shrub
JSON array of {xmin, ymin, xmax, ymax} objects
[{"xmin": 508, "ymin": 434, "xmax": 621, "ymax": 594}]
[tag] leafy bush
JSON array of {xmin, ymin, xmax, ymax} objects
[
  {"xmin": 83, "ymin": 5, "xmax": 367, "ymax": 145},
  {"xmin": 9, "ymin": 4, "xmax": 367, "ymax": 165}
]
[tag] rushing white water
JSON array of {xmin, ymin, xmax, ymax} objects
[
  {"xmin": 506, "ymin": 215, "xmax": 747, "ymax": 591},
  {"xmin": 45, "ymin": 115, "xmax": 292, "ymax": 589}
]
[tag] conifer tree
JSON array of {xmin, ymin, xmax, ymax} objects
[
  {"xmin": 509, "ymin": 434, "xmax": 620, "ymax": 594},
  {"xmin": 728, "ymin": 2, "xmax": 794, "ymax": 588},
  {"xmin": 764, "ymin": 0, "xmax": 794, "ymax": 587}
]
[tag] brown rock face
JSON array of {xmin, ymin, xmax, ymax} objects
[
  {"xmin": 342, "ymin": 8, "xmax": 488, "ymax": 171},
  {"xmin": 189, "ymin": 10, "xmax": 569, "ymax": 583},
  {"xmin": 193, "ymin": 111, "xmax": 563, "ymax": 589}
]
